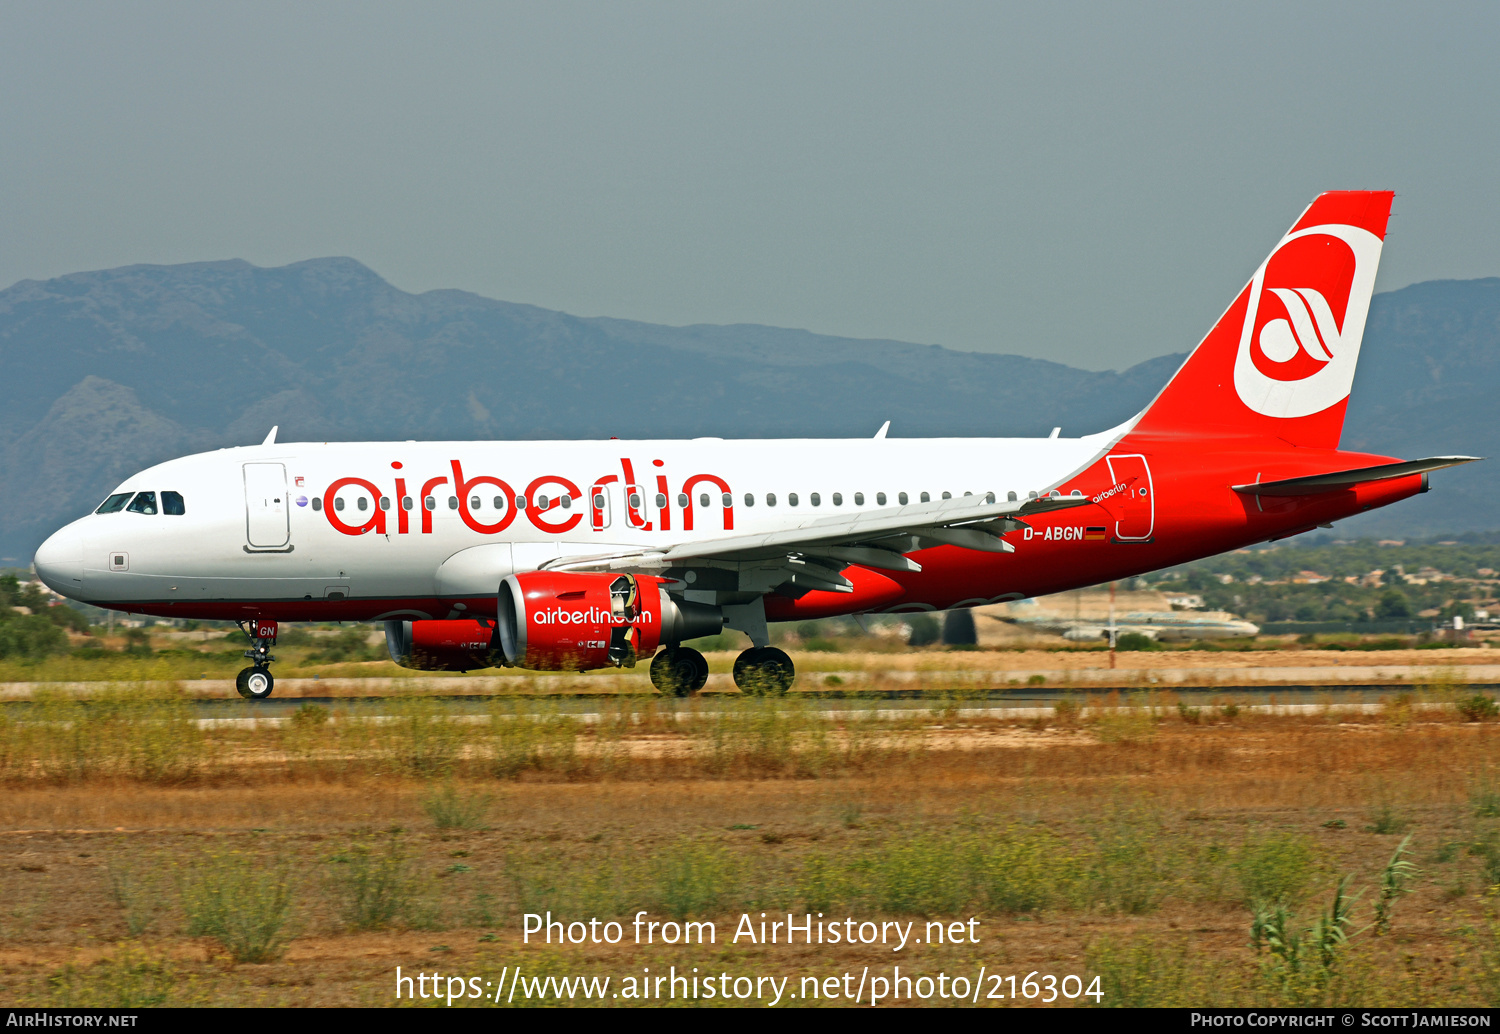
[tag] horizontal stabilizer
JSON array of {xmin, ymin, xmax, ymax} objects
[{"xmin": 1232, "ymin": 456, "xmax": 1481, "ymax": 497}]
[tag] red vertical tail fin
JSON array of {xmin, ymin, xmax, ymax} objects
[{"xmin": 1132, "ymin": 191, "xmax": 1393, "ymax": 449}]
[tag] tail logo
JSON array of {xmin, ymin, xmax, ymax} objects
[{"xmin": 1233, "ymin": 223, "xmax": 1383, "ymax": 419}]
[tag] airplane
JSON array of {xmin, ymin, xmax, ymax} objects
[
  {"xmin": 30, "ymin": 191, "xmax": 1479, "ymax": 700},
  {"xmin": 995, "ymin": 599, "xmax": 1260, "ymax": 642}
]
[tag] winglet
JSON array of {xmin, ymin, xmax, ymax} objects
[
  {"xmin": 262, "ymin": 426, "xmax": 278, "ymax": 446},
  {"xmin": 874, "ymin": 421, "xmax": 890, "ymax": 440}
]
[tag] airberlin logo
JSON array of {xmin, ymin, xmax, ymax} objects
[
  {"xmin": 1232, "ymin": 223, "xmax": 1383, "ymax": 420},
  {"xmin": 532, "ymin": 606, "xmax": 653, "ymax": 626}
]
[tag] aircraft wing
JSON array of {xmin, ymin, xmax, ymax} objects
[
  {"xmin": 1231, "ymin": 456, "xmax": 1481, "ymax": 497},
  {"xmin": 544, "ymin": 493, "xmax": 1095, "ymax": 590}
]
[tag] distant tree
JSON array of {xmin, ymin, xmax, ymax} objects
[
  {"xmin": 1376, "ymin": 589, "xmax": 1413, "ymax": 619},
  {"xmin": 941, "ymin": 609, "xmax": 977, "ymax": 646},
  {"xmin": 906, "ymin": 614, "xmax": 941, "ymax": 647},
  {"xmin": 0, "ymin": 615, "xmax": 68, "ymax": 659}
]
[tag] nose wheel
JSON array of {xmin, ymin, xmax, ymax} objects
[
  {"xmin": 732, "ymin": 647, "xmax": 795, "ymax": 696},
  {"xmin": 650, "ymin": 647, "xmax": 709, "ymax": 697},
  {"xmin": 235, "ymin": 618, "xmax": 279, "ymax": 700},
  {"xmin": 236, "ymin": 666, "xmax": 275, "ymax": 700}
]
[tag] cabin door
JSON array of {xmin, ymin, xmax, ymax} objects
[{"xmin": 244, "ymin": 463, "xmax": 291, "ymax": 549}]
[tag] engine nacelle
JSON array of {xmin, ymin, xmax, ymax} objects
[
  {"xmin": 385, "ymin": 618, "xmax": 502, "ymax": 671},
  {"xmin": 497, "ymin": 571, "xmax": 721, "ymax": 671}
]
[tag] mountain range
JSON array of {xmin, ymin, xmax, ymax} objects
[{"xmin": 1, "ymin": 257, "xmax": 1496, "ymax": 561}]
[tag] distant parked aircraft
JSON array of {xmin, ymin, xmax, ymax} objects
[{"xmin": 997, "ymin": 599, "xmax": 1259, "ymax": 642}]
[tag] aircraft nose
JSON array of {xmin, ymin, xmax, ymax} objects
[{"xmin": 34, "ymin": 524, "xmax": 85, "ymax": 597}]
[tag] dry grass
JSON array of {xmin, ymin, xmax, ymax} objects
[{"xmin": 1, "ymin": 695, "xmax": 1499, "ymax": 1006}]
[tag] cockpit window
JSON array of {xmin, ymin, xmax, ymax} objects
[
  {"xmin": 125, "ymin": 491, "xmax": 158, "ymax": 515},
  {"xmin": 96, "ymin": 493, "xmax": 132, "ymax": 514},
  {"xmin": 162, "ymin": 491, "xmax": 185, "ymax": 516}
]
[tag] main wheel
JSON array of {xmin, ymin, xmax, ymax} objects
[
  {"xmin": 732, "ymin": 646, "xmax": 795, "ymax": 696},
  {"xmin": 235, "ymin": 666, "xmax": 275, "ymax": 700},
  {"xmin": 650, "ymin": 647, "xmax": 709, "ymax": 696}
]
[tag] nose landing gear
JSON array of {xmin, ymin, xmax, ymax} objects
[{"xmin": 235, "ymin": 618, "xmax": 278, "ymax": 700}]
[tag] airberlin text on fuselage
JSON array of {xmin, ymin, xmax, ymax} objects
[{"xmin": 318, "ymin": 458, "xmax": 734, "ymax": 538}]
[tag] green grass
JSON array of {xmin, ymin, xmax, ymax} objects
[{"xmin": 179, "ymin": 852, "xmax": 296, "ymax": 963}]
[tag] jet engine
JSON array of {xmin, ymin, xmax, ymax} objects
[
  {"xmin": 385, "ymin": 618, "xmax": 503, "ymax": 671},
  {"xmin": 497, "ymin": 571, "xmax": 721, "ymax": 671}
]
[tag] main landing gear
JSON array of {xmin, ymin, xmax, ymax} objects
[
  {"xmin": 649, "ymin": 646, "xmax": 709, "ymax": 697},
  {"xmin": 235, "ymin": 618, "xmax": 279, "ymax": 700},
  {"xmin": 732, "ymin": 646, "xmax": 795, "ymax": 696}
]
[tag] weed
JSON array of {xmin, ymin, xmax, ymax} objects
[
  {"xmin": 48, "ymin": 943, "xmax": 177, "ymax": 1007},
  {"xmin": 327, "ymin": 834, "xmax": 419, "ymax": 931},
  {"xmin": 1177, "ymin": 702, "xmax": 1202, "ymax": 724},
  {"xmin": 1087, "ymin": 812, "xmax": 1175, "ymax": 914},
  {"xmin": 420, "ymin": 782, "xmax": 492, "ymax": 830},
  {"xmin": 1094, "ymin": 706, "xmax": 1157, "ymax": 745},
  {"xmin": 290, "ymin": 703, "xmax": 330, "ymax": 728},
  {"xmin": 1373, "ymin": 835, "xmax": 1419, "ymax": 935},
  {"xmin": 1457, "ymin": 695, "xmax": 1499, "ymax": 722},
  {"xmin": 654, "ymin": 841, "xmax": 731, "ymax": 918},
  {"xmin": 1220, "ymin": 703, "xmax": 1241, "ymax": 720},
  {"xmin": 1473, "ymin": 784, "xmax": 1500, "ymax": 819},
  {"xmin": 1322, "ymin": 819, "xmax": 1348, "ymax": 830},
  {"xmin": 1251, "ymin": 874, "xmax": 1364, "ymax": 1004},
  {"xmin": 1233, "ymin": 833, "xmax": 1317, "ymax": 906},
  {"xmin": 1027, "ymin": 674, "xmax": 1046, "ymax": 686},
  {"xmin": 1086, "ymin": 937, "xmax": 1212, "ymax": 1007},
  {"xmin": 1053, "ymin": 698, "xmax": 1080, "ymax": 725},
  {"xmin": 1364, "ymin": 802, "xmax": 1409, "ymax": 835},
  {"xmin": 105, "ymin": 855, "xmax": 168, "ymax": 937},
  {"xmin": 823, "ymin": 675, "xmax": 844, "ymax": 687},
  {"xmin": 179, "ymin": 852, "xmax": 295, "ymax": 963}
]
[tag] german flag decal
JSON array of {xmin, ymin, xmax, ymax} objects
[{"xmin": 1084, "ymin": 527, "xmax": 1108, "ymax": 541}]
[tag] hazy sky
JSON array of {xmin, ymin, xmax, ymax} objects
[{"xmin": 3, "ymin": 2, "xmax": 1498, "ymax": 370}]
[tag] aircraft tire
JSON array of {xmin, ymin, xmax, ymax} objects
[
  {"xmin": 650, "ymin": 648, "xmax": 708, "ymax": 697},
  {"xmin": 236, "ymin": 666, "xmax": 275, "ymax": 700},
  {"xmin": 732, "ymin": 647, "xmax": 795, "ymax": 696}
]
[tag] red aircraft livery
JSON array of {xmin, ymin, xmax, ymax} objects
[{"xmin": 32, "ymin": 192, "xmax": 1478, "ymax": 699}]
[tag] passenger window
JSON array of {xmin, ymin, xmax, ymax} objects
[
  {"xmin": 470, "ymin": 496, "xmax": 481, "ymax": 510},
  {"xmin": 335, "ymin": 497, "xmax": 346, "ymax": 511},
  {"xmin": 627, "ymin": 493, "xmax": 639, "ymax": 508},
  {"xmin": 788, "ymin": 493, "xmax": 799, "ymax": 506},
  {"xmin": 677, "ymin": 493, "xmax": 688, "ymax": 508},
  {"xmin": 854, "ymin": 492, "xmax": 864, "ymax": 506},
  {"xmin": 402, "ymin": 497, "xmax": 413, "ymax": 510},
  {"xmin": 986, "ymin": 492, "xmax": 996, "ymax": 504},
  {"xmin": 448, "ymin": 496, "xmax": 459, "ymax": 509},
  {"xmin": 162, "ymin": 491, "xmax": 185, "ymax": 515},
  {"xmin": 721, "ymin": 493, "xmax": 732, "ymax": 507},
  {"xmin": 96, "ymin": 493, "xmax": 132, "ymax": 514},
  {"xmin": 1007, "ymin": 491, "xmax": 1017, "ymax": 502},
  {"xmin": 379, "ymin": 496, "xmax": 391, "ymax": 511},
  {"xmin": 744, "ymin": 494, "xmax": 755, "ymax": 507},
  {"xmin": 699, "ymin": 493, "xmax": 710, "ymax": 507},
  {"xmin": 591, "ymin": 494, "xmax": 605, "ymax": 509},
  {"xmin": 766, "ymin": 493, "xmax": 777, "ymax": 507},
  {"xmin": 656, "ymin": 494, "xmax": 668, "ymax": 509},
  {"xmin": 357, "ymin": 497, "xmax": 368, "ymax": 511},
  {"xmin": 832, "ymin": 492, "xmax": 843, "ymax": 506},
  {"xmin": 898, "ymin": 492, "xmax": 908, "ymax": 505},
  {"xmin": 920, "ymin": 492, "xmax": 930, "ymax": 503},
  {"xmin": 538, "ymin": 495, "xmax": 550, "ymax": 509},
  {"xmin": 494, "ymin": 496, "xmax": 506, "ymax": 510},
  {"xmin": 810, "ymin": 493, "xmax": 821, "ymax": 506},
  {"xmin": 312, "ymin": 497, "xmax": 323, "ymax": 512},
  {"xmin": 126, "ymin": 492, "xmax": 157, "ymax": 515},
  {"xmin": 876, "ymin": 492, "xmax": 886, "ymax": 506},
  {"xmin": 515, "ymin": 495, "xmax": 526, "ymax": 510},
  {"xmin": 424, "ymin": 497, "xmax": 436, "ymax": 511},
  {"xmin": 942, "ymin": 491, "xmax": 952, "ymax": 500},
  {"xmin": 560, "ymin": 495, "xmax": 572, "ymax": 510}
]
